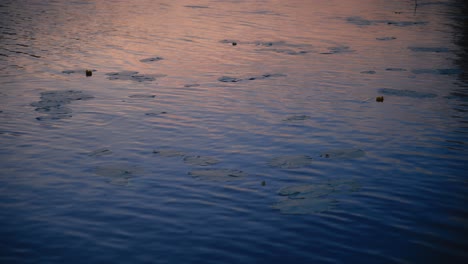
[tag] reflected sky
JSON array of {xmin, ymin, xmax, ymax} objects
[{"xmin": 1, "ymin": 1, "xmax": 467, "ymax": 263}]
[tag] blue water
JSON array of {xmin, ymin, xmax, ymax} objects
[{"xmin": 1, "ymin": 0, "xmax": 467, "ymax": 263}]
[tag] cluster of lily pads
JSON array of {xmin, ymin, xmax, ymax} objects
[
  {"xmin": 86, "ymin": 144, "xmax": 366, "ymax": 215},
  {"xmin": 30, "ymin": 90, "xmax": 94, "ymax": 121}
]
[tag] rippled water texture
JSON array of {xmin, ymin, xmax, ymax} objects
[{"xmin": 1, "ymin": 0, "xmax": 467, "ymax": 263}]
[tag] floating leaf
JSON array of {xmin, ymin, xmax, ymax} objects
[
  {"xmin": 378, "ymin": 88, "xmax": 437, "ymax": 98},
  {"xmin": 189, "ymin": 168, "xmax": 247, "ymax": 181},
  {"xmin": 88, "ymin": 148, "xmax": 112, "ymax": 157},
  {"xmin": 94, "ymin": 164, "xmax": 142, "ymax": 186},
  {"xmin": 183, "ymin": 155, "xmax": 220, "ymax": 166},
  {"xmin": 268, "ymin": 155, "xmax": 313, "ymax": 169},
  {"xmin": 105, "ymin": 71, "xmax": 166, "ymax": 82},
  {"xmin": 360, "ymin": 70, "xmax": 376, "ymax": 74},
  {"xmin": 273, "ymin": 179, "xmax": 360, "ymax": 214},
  {"xmin": 376, "ymin": 36, "xmax": 396, "ymax": 41},
  {"xmin": 385, "ymin": 68, "xmax": 407, "ymax": 72},
  {"xmin": 283, "ymin": 115, "xmax": 310, "ymax": 121},
  {"xmin": 31, "ymin": 90, "xmax": 93, "ymax": 121},
  {"xmin": 145, "ymin": 112, "xmax": 167, "ymax": 116},
  {"xmin": 140, "ymin": 56, "xmax": 164, "ymax": 62},
  {"xmin": 218, "ymin": 76, "xmax": 242, "ymax": 82},
  {"xmin": 319, "ymin": 148, "xmax": 365, "ymax": 159},
  {"xmin": 272, "ymin": 197, "xmax": 338, "ymax": 214},
  {"xmin": 153, "ymin": 149, "xmax": 186, "ymax": 157},
  {"xmin": 128, "ymin": 94, "xmax": 156, "ymax": 98}
]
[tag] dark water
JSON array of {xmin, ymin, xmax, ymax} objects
[{"xmin": 1, "ymin": 0, "xmax": 467, "ymax": 263}]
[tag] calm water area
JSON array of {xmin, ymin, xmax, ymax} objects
[{"xmin": 1, "ymin": 0, "xmax": 467, "ymax": 263}]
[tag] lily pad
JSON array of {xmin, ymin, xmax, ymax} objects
[
  {"xmin": 361, "ymin": 70, "xmax": 376, "ymax": 74},
  {"xmin": 218, "ymin": 73, "xmax": 286, "ymax": 83},
  {"xmin": 62, "ymin": 69, "xmax": 97, "ymax": 75},
  {"xmin": 319, "ymin": 148, "xmax": 365, "ymax": 159},
  {"xmin": 218, "ymin": 76, "xmax": 242, "ymax": 83},
  {"xmin": 283, "ymin": 115, "xmax": 310, "ymax": 121},
  {"xmin": 184, "ymin": 83, "xmax": 200, "ymax": 88},
  {"xmin": 278, "ymin": 180, "xmax": 361, "ymax": 198},
  {"xmin": 105, "ymin": 71, "xmax": 166, "ymax": 82},
  {"xmin": 31, "ymin": 90, "xmax": 93, "ymax": 121},
  {"xmin": 378, "ymin": 88, "xmax": 437, "ymax": 98},
  {"xmin": 273, "ymin": 179, "xmax": 360, "ymax": 214},
  {"xmin": 320, "ymin": 46, "xmax": 353, "ymax": 54},
  {"xmin": 386, "ymin": 21, "xmax": 427, "ymax": 27},
  {"xmin": 184, "ymin": 5, "xmax": 209, "ymax": 9},
  {"xmin": 272, "ymin": 197, "xmax": 338, "ymax": 214},
  {"xmin": 152, "ymin": 149, "xmax": 186, "ymax": 157},
  {"xmin": 376, "ymin": 36, "xmax": 396, "ymax": 41},
  {"xmin": 183, "ymin": 155, "xmax": 220, "ymax": 166},
  {"xmin": 128, "ymin": 94, "xmax": 156, "ymax": 98},
  {"xmin": 189, "ymin": 168, "xmax": 247, "ymax": 181},
  {"xmin": 94, "ymin": 164, "xmax": 142, "ymax": 186},
  {"xmin": 346, "ymin": 16, "xmax": 373, "ymax": 26},
  {"xmin": 385, "ymin": 68, "xmax": 407, "ymax": 72},
  {"xmin": 257, "ymin": 48, "xmax": 308, "ymax": 55},
  {"xmin": 278, "ymin": 184, "xmax": 335, "ymax": 198},
  {"xmin": 140, "ymin": 56, "xmax": 164, "ymax": 62},
  {"xmin": 88, "ymin": 148, "xmax": 112, "ymax": 157},
  {"xmin": 145, "ymin": 112, "xmax": 167, "ymax": 116},
  {"xmin": 268, "ymin": 155, "xmax": 313, "ymax": 169}
]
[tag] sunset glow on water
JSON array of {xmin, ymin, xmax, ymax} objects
[{"xmin": 1, "ymin": 1, "xmax": 467, "ymax": 263}]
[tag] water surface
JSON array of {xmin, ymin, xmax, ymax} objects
[{"xmin": 1, "ymin": 0, "xmax": 467, "ymax": 263}]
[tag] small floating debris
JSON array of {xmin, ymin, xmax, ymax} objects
[
  {"xmin": 218, "ymin": 73, "xmax": 286, "ymax": 83},
  {"xmin": 140, "ymin": 56, "xmax": 164, "ymax": 63},
  {"xmin": 261, "ymin": 180, "xmax": 266, "ymax": 186},
  {"xmin": 184, "ymin": 5, "xmax": 209, "ymax": 9},
  {"xmin": 257, "ymin": 48, "xmax": 308, "ymax": 55},
  {"xmin": 386, "ymin": 21, "xmax": 427, "ymax": 27},
  {"xmin": 183, "ymin": 155, "xmax": 220, "ymax": 166},
  {"xmin": 376, "ymin": 36, "xmax": 396, "ymax": 41},
  {"xmin": 145, "ymin": 111, "xmax": 167, "ymax": 116},
  {"xmin": 94, "ymin": 164, "xmax": 142, "ymax": 186},
  {"xmin": 152, "ymin": 149, "xmax": 186, "ymax": 157},
  {"xmin": 128, "ymin": 94, "xmax": 156, "ymax": 98},
  {"xmin": 376, "ymin": 96, "xmax": 384, "ymax": 102},
  {"xmin": 88, "ymin": 148, "xmax": 112, "ymax": 157},
  {"xmin": 85, "ymin": 69, "xmax": 92, "ymax": 77},
  {"xmin": 184, "ymin": 83, "xmax": 200, "ymax": 88},
  {"xmin": 319, "ymin": 148, "xmax": 365, "ymax": 159},
  {"xmin": 378, "ymin": 88, "xmax": 437, "ymax": 98},
  {"xmin": 361, "ymin": 70, "xmax": 377, "ymax": 74},
  {"xmin": 272, "ymin": 179, "xmax": 360, "ymax": 214},
  {"xmin": 189, "ymin": 168, "xmax": 247, "ymax": 181},
  {"xmin": 232, "ymin": 42, "xmax": 237, "ymax": 46},
  {"xmin": 385, "ymin": 68, "xmax": 407, "ymax": 72},
  {"xmin": 268, "ymin": 155, "xmax": 313, "ymax": 169},
  {"xmin": 283, "ymin": 115, "xmax": 311, "ymax": 121}
]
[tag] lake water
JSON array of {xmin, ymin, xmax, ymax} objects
[{"xmin": 1, "ymin": 0, "xmax": 467, "ymax": 263}]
